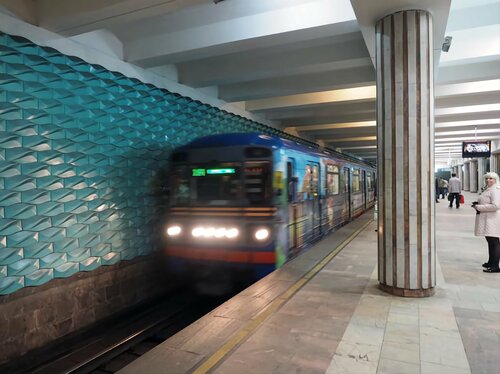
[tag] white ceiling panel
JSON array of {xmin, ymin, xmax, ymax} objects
[{"xmin": 1, "ymin": 0, "xmax": 499, "ymax": 163}]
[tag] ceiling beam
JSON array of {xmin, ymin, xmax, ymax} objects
[
  {"xmin": 435, "ymin": 123, "xmax": 500, "ymax": 134},
  {"xmin": 438, "ymin": 56, "xmax": 500, "ymax": 84},
  {"xmin": 124, "ymin": 0, "xmax": 358, "ymax": 65},
  {"xmin": 435, "ymin": 90, "xmax": 500, "ymax": 109},
  {"xmin": 286, "ymin": 120, "xmax": 376, "ymax": 132},
  {"xmin": 322, "ymin": 136, "xmax": 376, "ymax": 142},
  {"xmin": 436, "ymin": 118, "xmax": 500, "ymax": 127},
  {"xmin": 219, "ymin": 65, "xmax": 375, "ymax": 102},
  {"xmin": 435, "ymin": 110, "xmax": 500, "ymax": 123},
  {"xmin": 304, "ymin": 128, "xmax": 376, "ymax": 139},
  {"xmin": 0, "ymin": 0, "xmax": 37, "ymax": 24},
  {"xmin": 35, "ymin": 0, "xmax": 207, "ymax": 36},
  {"xmin": 178, "ymin": 34, "xmax": 371, "ymax": 87},
  {"xmin": 282, "ymin": 112, "xmax": 376, "ymax": 127},
  {"xmin": 436, "ymin": 79, "xmax": 500, "ymax": 98},
  {"xmin": 435, "ymin": 134, "xmax": 498, "ymax": 142},
  {"xmin": 245, "ymin": 85, "xmax": 376, "ymax": 111},
  {"xmin": 339, "ymin": 145, "xmax": 377, "ymax": 150},
  {"xmin": 446, "ymin": 2, "xmax": 500, "ymax": 32},
  {"xmin": 264, "ymin": 100, "xmax": 376, "ymax": 123}
]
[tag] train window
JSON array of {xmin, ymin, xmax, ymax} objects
[
  {"xmin": 171, "ymin": 165, "xmax": 190, "ymax": 206},
  {"xmin": 287, "ymin": 161, "xmax": 294, "ymax": 203},
  {"xmin": 244, "ymin": 161, "xmax": 271, "ymax": 205},
  {"xmin": 302, "ymin": 165, "xmax": 311, "ymax": 196},
  {"xmin": 191, "ymin": 163, "xmax": 242, "ymax": 204},
  {"xmin": 245, "ymin": 147, "xmax": 272, "ymax": 158},
  {"xmin": 326, "ymin": 164, "xmax": 339, "ymax": 195},
  {"xmin": 352, "ymin": 169, "xmax": 361, "ymax": 192},
  {"xmin": 311, "ymin": 164, "xmax": 319, "ymax": 196},
  {"xmin": 301, "ymin": 164, "xmax": 318, "ymax": 198},
  {"xmin": 367, "ymin": 172, "xmax": 374, "ymax": 191},
  {"xmin": 343, "ymin": 168, "xmax": 349, "ymax": 193},
  {"xmin": 171, "ymin": 152, "xmax": 187, "ymax": 162}
]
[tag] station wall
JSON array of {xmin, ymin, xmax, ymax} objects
[
  {"xmin": 0, "ymin": 31, "xmax": 289, "ymax": 363},
  {"xmin": 0, "ymin": 31, "xmax": 283, "ymax": 296}
]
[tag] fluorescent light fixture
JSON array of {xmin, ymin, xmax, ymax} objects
[
  {"xmin": 435, "ymin": 104, "xmax": 500, "ymax": 116},
  {"xmin": 436, "ymin": 118, "xmax": 500, "ymax": 128},
  {"xmin": 436, "ymin": 128, "xmax": 500, "ymax": 136}
]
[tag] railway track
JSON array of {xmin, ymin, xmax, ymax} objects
[{"xmin": 10, "ymin": 290, "xmax": 237, "ymax": 374}]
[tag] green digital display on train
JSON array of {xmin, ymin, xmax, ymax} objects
[
  {"xmin": 192, "ymin": 168, "xmax": 206, "ymax": 176},
  {"xmin": 207, "ymin": 168, "xmax": 235, "ymax": 175},
  {"xmin": 192, "ymin": 168, "xmax": 235, "ymax": 176}
]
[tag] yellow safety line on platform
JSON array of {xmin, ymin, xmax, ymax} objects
[{"xmin": 192, "ymin": 218, "xmax": 373, "ymax": 374}]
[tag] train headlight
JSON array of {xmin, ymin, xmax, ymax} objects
[
  {"xmin": 191, "ymin": 226, "xmax": 239, "ymax": 239},
  {"xmin": 203, "ymin": 227, "xmax": 216, "ymax": 238},
  {"xmin": 254, "ymin": 228, "xmax": 270, "ymax": 241},
  {"xmin": 167, "ymin": 225, "xmax": 182, "ymax": 236},
  {"xmin": 214, "ymin": 228, "xmax": 226, "ymax": 238},
  {"xmin": 192, "ymin": 227, "xmax": 204, "ymax": 237},
  {"xmin": 226, "ymin": 228, "xmax": 239, "ymax": 238}
]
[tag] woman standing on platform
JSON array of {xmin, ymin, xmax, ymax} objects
[{"xmin": 472, "ymin": 172, "xmax": 500, "ymax": 273}]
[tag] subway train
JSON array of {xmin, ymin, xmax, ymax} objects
[{"xmin": 163, "ymin": 133, "xmax": 376, "ymax": 283}]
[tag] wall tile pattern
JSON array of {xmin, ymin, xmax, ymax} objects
[{"xmin": 0, "ymin": 32, "xmax": 290, "ymax": 295}]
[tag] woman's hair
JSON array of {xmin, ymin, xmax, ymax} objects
[{"xmin": 484, "ymin": 172, "xmax": 500, "ymax": 184}]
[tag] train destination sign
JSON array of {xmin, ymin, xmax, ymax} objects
[{"xmin": 192, "ymin": 168, "xmax": 236, "ymax": 176}]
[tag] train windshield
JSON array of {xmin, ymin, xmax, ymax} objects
[{"xmin": 171, "ymin": 161, "xmax": 271, "ymax": 206}]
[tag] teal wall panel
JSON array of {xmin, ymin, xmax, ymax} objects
[{"xmin": 0, "ymin": 32, "xmax": 304, "ymax": 295}]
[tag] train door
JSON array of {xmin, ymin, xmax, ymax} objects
[
  {"xmin": 325, "ymin": 164, "xmax": 339, "ymax": 230},
  {"xmin": 310, "ymin": 162, "xmax": 321, "ymax": 238},
  {"xmin": 362, "ymin": 170, "xmax": 367, "ymax": 209},
  {"xmin": 287, "ymin": 160, "xmax": 298, "ymax": 252},
  {"xmin": 343, "ymin": 167, "xmax": 351, "ymax": 220}
]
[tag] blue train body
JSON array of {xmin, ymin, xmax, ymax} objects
[{"xmin": 164, "ymin": 133, "xmax": 376, "ymax": 280}]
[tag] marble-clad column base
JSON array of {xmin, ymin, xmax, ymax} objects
[{"xmin": 379, "ymin": 283, "xmax": 435, "ymax": 297}]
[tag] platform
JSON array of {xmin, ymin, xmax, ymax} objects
[{"xmin": 119, "ymin": 191, "xmax": 500, "ymax": 374}]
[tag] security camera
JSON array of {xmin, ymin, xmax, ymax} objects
[{"xmin": 442, "ymin": 36, "xmax": 452, "ymax": 52}]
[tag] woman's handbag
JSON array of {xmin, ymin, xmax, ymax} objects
[
  {"xmin": 460, "ymin": 194, "xmax": 465, "ymax": 204},
  {"xmin": 448, "ymin": 194, "xmax": 453, "ymax": 202}
]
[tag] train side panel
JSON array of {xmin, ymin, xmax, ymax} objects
[{"xmin": 272, "ymin": 147, "xmax": 376, "ymax": 263}]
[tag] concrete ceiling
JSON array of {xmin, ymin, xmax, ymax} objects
[{"xmin": 2, "ymin": 0, "xmax": 499, "ymax": 165}]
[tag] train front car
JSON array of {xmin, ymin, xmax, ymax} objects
[
  {"xmin": 164, "ymin": 133, "xmax": 285, "ymax": 286},
  {"xmin": 163, "ymin": 132, "xmax": 376, "ymax": 290}
]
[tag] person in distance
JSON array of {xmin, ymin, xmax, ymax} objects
[
  {"xmin": 472, "ymin": 172, "xmax": 500, "ymax": 273},
  {"xmin": 448, "ymin": 173, "xmax": 461, "ymax": 208}
]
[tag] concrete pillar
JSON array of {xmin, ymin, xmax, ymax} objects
[
  {"xmin": 470, "ymin": 159, "xmax": 478, "ymax": 193},
  {"xmin": 491, "ymin": 153, "xmax": 499, "ymax": 174},
  {"xmin": 464, "ymin": 161, "xmax": 470, "ymax": 191},
  {"xmin": 477, "ymin": 158, "xmax": 485, "ymax": 192},
  {"xmin": 458, "ymin": 164, "xmax": 464, "ymax": 189},
  {"xmin": 376, "ymin": 10, "xmax": 435, "ymax": 297}
]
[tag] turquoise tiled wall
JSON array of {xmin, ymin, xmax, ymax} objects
[{"xmin": 0, "ymin": 32, "xmax": 300, "ymax": 295}]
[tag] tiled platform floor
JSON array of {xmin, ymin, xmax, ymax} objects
[{"xmin": 121, "ymin": 191, "xmax": 500, "ymax": 374}]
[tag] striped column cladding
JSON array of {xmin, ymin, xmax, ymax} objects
[
  {"xmin": 458, "ymin": 164, "xmax": 464, "ymax": 188},
  {"xmin": 464, "ymin": 161, "xmax": 470, "ymax": 191},
  {"xmin": 375, "ymin": 10, "xmax": 436, "ymax": 296},
  {"xmin": 470, "ymin": 160, "xmax": 478, "ymax": 193},
  {"xmin": 477, "ymin": 158, "xmax": 485, "ymax": 190},
  {"xmin": 492, "ymin": 154, "xmax": 500, "ymax": 175},
  {"xmin": 0, "ymin": 32, "xmax": 296, "ymax": 295}
]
